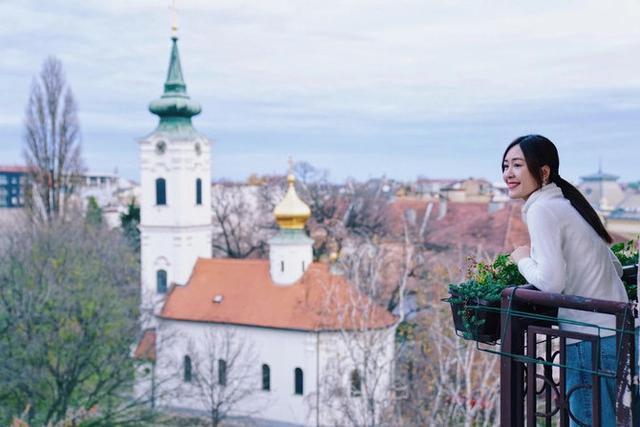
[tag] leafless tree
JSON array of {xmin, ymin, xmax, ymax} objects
[
  {"xmin": 23, "ymin": 56, "xmax": 84, "ymax": 223},
  {"xmin": 398, "ymin": 262, "xmax": 500, "ymax": 426},
  {"xmin": 292, "ymin": 162, "xmax": 391, "ymax": 258},
  {"xmin": 211, "ymin": 183, "xmax": 273, "ymax": 258},
  {"xmin": 315, "ymin": 234, "xmax": 414, "ymax": 427},
  {"xmin": 185, "ymin": 328, "xmax": 260, "ymax": 427}
]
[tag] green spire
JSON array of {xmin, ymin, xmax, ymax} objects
[
  {"xmin": 164, "ymin": 36, "xmax": 186, "ymax": 95},
  {"xmin": 149, "ymin": 36, "xmax": 201, "ymax": 135}
]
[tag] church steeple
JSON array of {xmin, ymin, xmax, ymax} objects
[
  {"xmin": 148, "ymin": 36, "xmax": 202, "ymax": 134},
  {"xmin": 139, "ymin": 27, "xmax": 213, "ymax": 326},
  {"xmin": 273, "ymin": 169, "xmax": 311, "ymax": 230},
  {"xmin": 268, "ymin": 162, "xmax": 314, "ymax": 286}
]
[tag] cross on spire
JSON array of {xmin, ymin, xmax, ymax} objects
[{"xmin": 170, "ymin": 0, "xmax": 179, "ymax": 37}]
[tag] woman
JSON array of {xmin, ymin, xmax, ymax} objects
[{"xmin": 502, "ymin": 134, "xmax": 628, "ymax": 426}]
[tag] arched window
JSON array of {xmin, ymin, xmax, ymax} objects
[
  {"xmin": 262, "ymin": 364, "xmax": 271, "ymax": 391},
  {"xmin": 196, "ymin": 178, "xmax": 202, "ymax": 205},
  {"xmin": 156, "ymin": 178, "xmax": 166, "ymax": 205},
  {"xmin": 280, "ymin": 261, "xmax": 285, "ymax": 272},
  {"xmin": 218, "ymin": 359, "xmax": 227, "ymax": 386},
  {"xmin": 294, "ymin": 367, "xmax": 303, "ymax": 395},
  {"xmin": 183, "ymin": 355, "xmax": 192, "ymax": 382},
  {"xmin": 350, "ymin": 369, "xmax": 362, "ymax": 396},
  {"xmin": 156, "ymin": 269, "xmax": 167, "ymax": 294}
]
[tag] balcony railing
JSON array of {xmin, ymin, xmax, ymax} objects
[{"xmin": 495, "ymin": 285, "xmax": 637, "ymax": 426}]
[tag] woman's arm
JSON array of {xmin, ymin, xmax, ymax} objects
[{"xmin": 517, "ymin": 204, "xmax": 567, "ymax": 293}]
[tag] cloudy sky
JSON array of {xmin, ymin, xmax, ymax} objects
[{"xmin": 1, "ymin": 0, "xmax": 639, "ymax": 183}]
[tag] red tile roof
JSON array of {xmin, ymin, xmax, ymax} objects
[
  {"xmin": 160, "ymin": 259, "xmax": 396, "ymax": 331},
  {"xmin": 388, "ymin": 199, "xmax": 529, "ymax": 255},
  {"xmin": 134, "ymin": 329, "xmax": 156, "ymax": 361},
  {"xmin": 0, "ymin": 165, "xmax": 31, "ymax": 173}
]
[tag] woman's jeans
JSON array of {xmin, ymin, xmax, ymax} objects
[
  {"xmin": 566, "ymin": 334, "xmax": 617, "ymax": 427},
  {"xmin": 564, "ymin": 328, "xmax": 640, "ymax": 427}
]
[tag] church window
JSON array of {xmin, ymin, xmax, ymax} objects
[
  {"xmin": 262, "ymin": 364, "xmax": 271, "ymax": 391},
  {"xmin": 183, "ymin": 355, "xmax": 192, "ymax": 382},
  {"xmin": 302, "ymin": 261, "xmax": 305, "ymax": 271},
  {"xmin": 157, "ymin": 270, "xmax": 167, "ymax": 294},
  {"xmin": 156, "ymin": 178, "xmax": 166, "ymax": 205},
  {"xmin": 218, "ymin": 359, "xmax": 227, "ymax": 386},
  {"xmin": 280, "ymin": 261, "xmax": 284, "ymax": 272},
  {"xmin": 294, "ymin": 367, "xmax": 303, "ymax": 395},
  {"xmin": 196, "ymin": 178, "xmax": 202, "ymax": 205},
  {"xmin": 350, "ymin": 369, "xmax": 362, "ymax": 396}
]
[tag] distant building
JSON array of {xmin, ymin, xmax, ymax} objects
[
  {"xmin": 0, "ymin": 166, "xmax": 29, "ymax": 208},
  {"xmin": 578, "ymin": 168, "xmax": 640, "ymax": 238},
  {"xmin": 578, "ymin": 169, "xmax": 625, "ymax": 211}
]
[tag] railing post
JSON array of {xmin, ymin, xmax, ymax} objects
[{"xmin": 501, "ymin": 289, "xmax": 525, "ymax": 427}]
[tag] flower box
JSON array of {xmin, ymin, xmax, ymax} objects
[
  {"xmin": 447, "ymin": 287, "xmax": 502, "ymax": 344},
  {"xmin": 445, "ymin": 254, "xmax": 526, "ymax": 344},
  {"xmin": 622, "ymin": 264, "xmax": 638, "ymax": 301}
]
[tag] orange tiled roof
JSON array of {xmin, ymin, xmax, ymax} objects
[
  {"xmin": 134, "ymin": 329, "xmax": 156, "ymax": 361},
  {"xmin": 0, "ymin": 165, "xmax": 31, "ymax": 173},
  {"xmin": 160, "ymin": 259, "xmax": 396, "ymax": 331},
  {"xmin": 388, "ymin": 199, "xmax": 530, "ymax": 255}
]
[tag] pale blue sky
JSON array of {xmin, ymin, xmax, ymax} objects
[{"xmin": 1, "ymin": 0, "xmax": 639, "ymax": 183}]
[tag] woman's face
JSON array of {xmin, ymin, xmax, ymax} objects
[{"xmin": 502, "ymin": 144, "xmax": 540, "ymax": 200}]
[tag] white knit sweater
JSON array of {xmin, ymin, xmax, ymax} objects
[{"xmin": 517, "ymin": 183, "xmax": 628, "ymax": 338}]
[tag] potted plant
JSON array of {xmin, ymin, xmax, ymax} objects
[
  {"xmin": 446, "ymin": 254, "xmax": 527, "ymax": 344},
  {"xmin": 611, "ymin": 239, "xmax": 639, "ymax": 301}
]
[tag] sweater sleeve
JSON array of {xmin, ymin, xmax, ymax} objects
[
  {"xmin": 608, "ymin": 248, "xmax": 623, "ymax": 278},
  {"xmin": 517, "ymin": 204, "xmax": 566, "ymax": 293}
]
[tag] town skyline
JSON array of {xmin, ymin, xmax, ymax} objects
[{"xmin": 1, "ymin": 1, "xmax": 639, "ymax": 183}]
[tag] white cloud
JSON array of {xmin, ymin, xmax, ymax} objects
[{"xmin": 0, "ymin": 1, "xmax": 639, "ymax": 181}]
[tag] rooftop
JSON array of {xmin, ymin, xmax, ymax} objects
[{"xmin": 160, "ymin": 258, "xmax": 396, "ymax": 331}]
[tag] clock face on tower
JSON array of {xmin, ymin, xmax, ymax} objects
[
  {"xmin": 155, "ymin": 140, "xmax": 167, "ymax": 155},
  {"xmin": 195, "ymin": 142, "xmax": 202, "ymax": 156}
]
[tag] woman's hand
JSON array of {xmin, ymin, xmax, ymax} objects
[{"xmin": 510, "ymin": 245, "xmax": 530, "ymax": 263}]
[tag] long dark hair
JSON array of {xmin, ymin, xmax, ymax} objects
[{"xmin": 502, "ymin": 134, "xmax": 612, "ymax": 244}]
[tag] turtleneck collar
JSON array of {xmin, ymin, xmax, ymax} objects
[{"xmin": 521, "ymin": 182, "xmax": 564, "ymax": 222}]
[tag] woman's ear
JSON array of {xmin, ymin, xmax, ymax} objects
[{"xmin": 541, "ymin": 165, "xmax": 551, "ymax": 185}]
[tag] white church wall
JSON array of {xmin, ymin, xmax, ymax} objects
[
  {"xmin": 316, "ymin": 328, "xmax": 396, "ymax": 426},
  {"xmin": 155, "ymin": 320, "xmax": 322, "ymax": 426},
  {"xmin": 154, "ymin": 319, "xmax": 396, "ymax": 426},
  {"xmin": 139, "ymin": 134, "xmax": 213, "ymax": 320},
  {"xmin": 269, "ymin": 241, "xmax": 313, "ymax": 285},
  {"xmin": 139, "ymin": 136, "xmax": 212, "ymax": 228}
]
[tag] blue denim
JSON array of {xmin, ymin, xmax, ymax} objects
[{"xmin": 565, "ymin": 334, "xmax": 617, "ymax": 427}]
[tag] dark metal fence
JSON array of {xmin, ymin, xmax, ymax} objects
[{"xmin": 496, "ymin": 285, "xmax": 637, "ymax": 427}]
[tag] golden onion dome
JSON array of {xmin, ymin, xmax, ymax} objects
[{"xmin": 273, "ymin": 173, "xmax": 311, "ymax": 229}]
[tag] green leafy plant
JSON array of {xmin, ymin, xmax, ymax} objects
[
  {"xmin": 447, "ymin": 254, "xmax": 527, "ymax": 341},
  {"xmin": 611, "ymin": 239, "xmax": 639, "ymax": 266},
  {"xmin": 611, "ymin": 238, "xmax": 638, "ymax": 301},
  {"xmin": 449, "ymin": 254, "xmax": 527, "ymax": 302}
]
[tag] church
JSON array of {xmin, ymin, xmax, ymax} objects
[{"xmin": 134, "ymin": 33, "xmax": 397, "ymax": 427}]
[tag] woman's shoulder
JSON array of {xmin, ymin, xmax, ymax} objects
[{"xmin": 526, "ymin": 195, "xmax": 572, "ymax": 222}]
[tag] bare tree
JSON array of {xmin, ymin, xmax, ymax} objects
[
  {"xmin": 316, "ymin": 235, "xmax": 414, "ymax": 427},
  {"xmin": 398, "ymin": 262, "xmax": 500, "ymax": 426},
  {"xmin": 185, "ymin": 328, "xmax": 260, "ymax": 427},
  {"xmin": 292, "ymin": 162, "xmax": 391, "ymax": 258},
  {"xmin": 23, "ymin": 56, "xmax": 83, "ymax": 223},
  {"xmin": 211, "ymin": 183, "xmax": 272, "ymax": 258}
]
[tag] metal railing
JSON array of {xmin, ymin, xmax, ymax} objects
[{"xmin": 494, "ymin": 285, "xmax": 637, "ymax": 427}]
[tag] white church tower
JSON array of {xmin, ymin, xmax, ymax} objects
[
  {"xmin": 139, "ymin": 34, "xmax": 212, "ymax": 323},
  {"xmin": 269, "ymin": 169, "xmax": 313, "ymax": 285}
]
